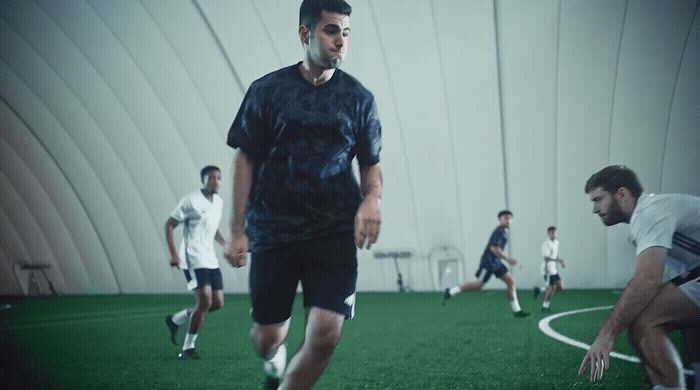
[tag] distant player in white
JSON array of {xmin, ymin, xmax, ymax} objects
[
  {"xmin": 165, "ymin": 166, "xmax": 227, "ymax": 359},
  {"xmin": 540, "ymin": 226, "xmax": 564, "ymax": 312},
  {"xmin": 579, "ymin": 165, "xmax": 700, "ymax": 390}
]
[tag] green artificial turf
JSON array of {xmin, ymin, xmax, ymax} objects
[{"xmin": 0, "ymin": 290, "xmax": 693, "ymax": 389}]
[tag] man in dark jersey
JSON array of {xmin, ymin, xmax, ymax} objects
[
  {"xmin": 442, "ymin": 210, "xmax": 530, "ymax": 317},
  {"xmin": 224, "ymin": 1, "xmax": 382, "ymax": 388}
]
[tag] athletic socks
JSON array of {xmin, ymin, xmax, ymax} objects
[
  {"xmin": 264, "ymin": 343, "xmax": 287, "ymax": 378},
  {"xmin": 172, "ymin": 309, "xmax": 190, "ymax": 326},
  {"xmin": 542, "ymin": 300, "xmax": 550, "ymax": 309},
  {"xmin": 183, "ymin": 333, "xmax": 198, "ymax": 351},
  {"xmin": 510, "ymin": 298, "xmax": 522, "ymax": 312},
  {"xmin": 448, "ymin": 286, "xmax": 461, "ymax": 296}
]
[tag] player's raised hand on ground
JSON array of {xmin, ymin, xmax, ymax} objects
[
  {"xmin": 355, "ymin": 195, "xmax": 381, "ymax": 249},
  {"xmin": 225, "ymin": 233, "xmax": 248, "ymax": 268},
  {"xmin": 578, "ymin": 335, "xmax": 612, "ymax": 382}
]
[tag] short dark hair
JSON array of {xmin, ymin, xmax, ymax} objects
[
  {"xmin": 497, "ymin": 210, "xmax": 512, "ymax": 219},
  {"xmin": 584, "ymin": 165, "xmax": 643, "ymax": 199},
  {"xmin": 200, "ymin": 165, "xmax": 220, "ymax": 183},
  {"xmin": 547, "ymin": 226, "xmax": 556, "ymax": 233},
  {"xmin": 299, "ymin": 0, "xmax": 352, "ymax": 30}
]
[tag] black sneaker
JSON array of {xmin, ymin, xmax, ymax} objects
[
  {"xmin": 165, "ymin": 315, "xmax": 179, "ymax": 345},
  {"xmin": 442, "ymin": 288, "xmax": 451, "ymax": 306},
  {"xmin": 533, "ymin": 287, "xmax": 540, "ymax": 299},
  {"xmin": 265, "ymin": 376, "xmax": 280, "ymax": 390},
  {"xmin": 178, "ymin": 348, "xmax": 201, "ymax": 360},
  {"xmin": 541, "ymin": 307, "xmax": 551, "ymax": 313},
  {"xmin": 514, "ymin": 310, "xmax": 530, "ymax": 318}
]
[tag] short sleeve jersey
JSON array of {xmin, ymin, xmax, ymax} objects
[
  {"xmin": 170, "ymin": 191, "xmax": 223, "ymax": 270},
  {"xmin": 541, "ymin": 239, "xmax": 560, "ymax": 275},
  {"xmin": 227, "ymin": 63, "xmax": 382, "ymax": 251},
  {"xmin": 630, "ymin": 193, "xmax": 700, "ymax": 280},
  {"xmin": 481, "ymin": 226, "xmax": 509, "ymax": 268}
]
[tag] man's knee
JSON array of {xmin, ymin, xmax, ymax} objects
[
  {"xmin": 196, "ymin": 294, "xmax": 213, "ymax": 312},
  {"xmin": 209, "ymin": 300, "xmax": 223, "ymax": 312},
  {"xmin": 307, "ymin": 322, "xmax": 342, "ymax": 359},
  {"xmin": 251, "ymin": 323, "xmax": 287, "ymax": 358}
]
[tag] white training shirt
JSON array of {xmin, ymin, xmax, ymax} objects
[
  {"xmin": 630, "ymin": 193, "xmax": 700, "ymax": 281},
  {"xmin": 541, "ymin": 238, "xmax": 560, "ymax": 276},
  {"xmin": 170, "ymin": 191, "xmax": 223, "ymax": 270}
]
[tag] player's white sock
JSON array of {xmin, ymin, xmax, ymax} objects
[
  {"xmin": 172, "ymin": 309, "xmax": 190, "ymax": 326},
  {"xmin": 692, "ymin": 362, "xmax": 700, "ymax": 390},
  {"xmin": 542, "ymin": 300, "xmax": 550, "ymax": 309},
  {"xmin": 264, "ymin": 343, "xmax": 287, "ymax": 378},
  {"xmin": 510, "ymin": 299, "xmax": 522, "ymax": 312},
  {"xmin": 448, "ymin": 286, "xmax": 461, "ymax": 296},
  {"xmin": 183, "ymin": 333, "xmax": 198, "ymax": 351}
]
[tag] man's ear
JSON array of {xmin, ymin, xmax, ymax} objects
[
  {"xmin": 299, "ymin": 25, "xmax": 310, "ymax": 45},
  {"xmin": 616, "ymin": 186, "xmax": 631, "ymax": 200}
]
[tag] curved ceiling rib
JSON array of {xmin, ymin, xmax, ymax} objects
[
  {"xmin": 659, "ymin": 0, "xmax": 699, "ymax": 190},
  {"xmin": 0, "ymin": 89, "xmax": 121, "ymax": 292},
  {"xmin": 429, "ymin": 0, "xmax": 466, "ymax": 249},
  {"xmin": 0, "ymin": 137, "xmax": 92, "ymax": 292},
  {"xmin": 192, "ymin": 0, "xmax": 246, "ymax": 95},
  {"xmin": 605, "ymin": 0, "xmax": 629, "ymax": 165},
  {"xmin": 1, "ymin": 16, "xmax": 155, "ymax": 290},
  {"xmin": 140, "ymin": 0, "xmax": 225, "ymax": 144},
  {"xmin": 366, "ymin": 1, "xmax": 421, "ymax": 250},
  {"xmin": 0, "ymin": 172, "xmax": 68, "ymax": 292}
]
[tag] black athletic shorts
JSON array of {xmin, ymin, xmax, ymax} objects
[
  {"xmin": 548, "ymin": 274, "xmax": 561, "ymax": 286},
  {"xmin": 184, "ymin": 268, "xmax": 224, "ymax": 291},
  {"xmin": 249, "ymin": 234, "xmax": 358, "ymax": 324},
  {"xmin": 475, "ymin": 262, "xmax": 509, "ymax": 284}
]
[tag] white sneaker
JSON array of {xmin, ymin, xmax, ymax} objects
[{"xmin": 263, "ymin": 343, "xmax": 287, "ymax": 379}]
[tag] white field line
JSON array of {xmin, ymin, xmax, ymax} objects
[{"xmin": 538, "ymin": 306, "xmax": 692, "ymax": 376}]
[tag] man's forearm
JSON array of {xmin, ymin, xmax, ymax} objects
[
  {"xmin": 232, "ymin": 150, "xmax": 253, "ymax": 235},
  {"xmin": 598, "ymin": 276, "xmax": 663, "ymax": 339},
  {"xmin": 492, "ymin": 247, "xmax": 510, "ymax": 261},
  {"xmin": 360, "ymin": 164, "xmax": 382, "ymax": 198}
]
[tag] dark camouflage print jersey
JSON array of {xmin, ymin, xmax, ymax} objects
[{"xmin": 228, "ymin": 62, "xmax": 382, "ymax": 251}]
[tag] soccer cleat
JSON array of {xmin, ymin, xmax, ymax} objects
[
  {"xmin": 442, "ymin": 288, "xmax": 451, "ymax": 305},
  {"xmin": 265, "ymin": 376, "xmax": 280, "ymax": 390},
  {"xmin": 263, "ymin": 343, "xmax": 287, "ymax": 379},
  {"xmin": 533, "ymin": 287, "xmax": 540, "ymax": 299},
  {"xmin": 165, "ymin": 315, "xmax": 179, "ymax": 345},
  {"xmin": 178, "ymin": 348, "xmax": 201, "ymax": 360},
  {"xmin": 514, "ymin": 310, "xmax": 530, "ymax": 318}
]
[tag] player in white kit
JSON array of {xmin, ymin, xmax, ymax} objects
[
  {"xmin": 579, "ymin": 165, "xmax": 700, "ymax": 390},
  {"xmin": 540, "ymin": 226, "xmax": 564, "ymax": 312},
  {"xmin": 164, "ymin": 166, "xmax": 227, "ymax": 359}
]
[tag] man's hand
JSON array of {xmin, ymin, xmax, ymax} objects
[
  {"xmin": 169, "ymin": 254, "xmax": 181, "ymax": 268},
  {"xmin": 225, "ymin": 233, "xmax": 248, "ymax": 268},
  {"xmin": 578, "ymin": 334, "xmax": 613, "ymax": 382},
  {"xmin": 508, "ymin": 257, "xmax": 518, "ymax": 266},
  {"xmin": 354, "ymin": 195, "xmax": 381, "ymax": 249},
  {"xmin": 559, "ymin": 258, "xmax": 566, "ymax": 268}
]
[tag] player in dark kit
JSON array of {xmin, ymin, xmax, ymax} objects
[
  {"xmin": 224, "ymin": 1, "xmax": 382, "ymax": 388},
  {"xmin": 443, "ymin": 210, "xmax": 530, "ymax": 318}
]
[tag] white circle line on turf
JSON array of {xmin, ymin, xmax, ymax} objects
[{"xmin": 538, "ymin": 305, "xmax": 692, "ymax": 376}]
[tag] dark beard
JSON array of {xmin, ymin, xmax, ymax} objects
[{"xmin": 602, "ymin": 200, "xmax": 625, "ymax": 226}]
